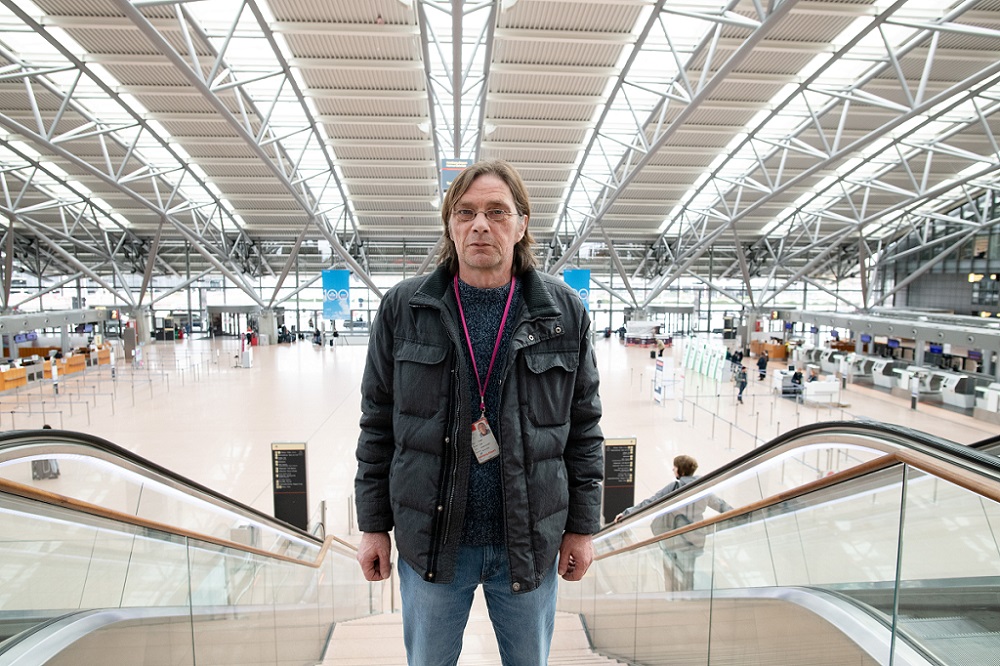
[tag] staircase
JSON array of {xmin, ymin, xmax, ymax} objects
[{"xmin": 322, "ymin": 591, "xmax": 622, "ymax": 665}]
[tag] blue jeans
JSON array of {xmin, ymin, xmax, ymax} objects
[{"xmin": 398, "ymin": 544, "xmax": 557, "ymax": 665}]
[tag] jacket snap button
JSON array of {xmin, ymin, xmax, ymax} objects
[
  {"xmin": 555, "ymin": 326, "xmax": 562, "ymax": 334},
  {"xmin": 437, "ymin": 505, "xmax": 443, "ymax": 512},
  {"xmin": 427, "ymin": 572, "xmax": 434, "ymax": 580},
  {"xmin": 527, "ymin": 334, "xmax": 534, "ymax": 341},
  {"xmin": 512, "ymin": 582, "xmax": 520, "ymax": 592}
]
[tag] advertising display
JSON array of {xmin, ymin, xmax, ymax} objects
[
  {"xmin": 563, "ymin": 269, "xmax": 591, "ymax": 311},
  {"xmin": 322, "ymin": 269, "xmax": 350, "ymax": 321}
]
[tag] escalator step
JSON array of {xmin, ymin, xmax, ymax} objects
[
  {"xmin": 923, "ymin": 633, "xmax": 1000, "ymax": 666},
  {"xmin": 900, "ymin": 615, "xmax": 984, "ymax": 638}
]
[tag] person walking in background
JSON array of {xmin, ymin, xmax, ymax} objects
[
  {"xmin": 757, "ymin": 351, "xmax": 769, "ymax": 380},
  {"xmin": 355, "ymin": 159, "xmax": 604, "ymax": 666},
  {"xmin": 736, "ymin": 364, "xmax": 748, "ymax": 403}
]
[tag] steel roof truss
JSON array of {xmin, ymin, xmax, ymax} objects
[
  {"xmin": 0, "ymin": 5, "xmax": 267, "ymax": 276},
  {"xmin": 16, "ymin": 219, "xmax": 133, "ymax": 306},
  {"xmin": 550, "ymin": 0, "xmax": 795, "ymax": 273},
  {"xmin": 598, "ymin": 228, "xmax": 638, "ymax": 307},
  {"xmin": 12, "ymin": 271, "xmax": 85, "ymax": 311},
  {"xmin": 665, "ymin": 67, "xmax": 999, "ymax": 302}
]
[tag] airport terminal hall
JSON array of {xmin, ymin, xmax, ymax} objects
[{"xmin": 2, "ymin": 1, "xmax": 1000, "ymax": 665}]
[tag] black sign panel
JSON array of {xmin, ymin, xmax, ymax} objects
[
  {"xmin": 272, "ymin": 443, "xmax": 308, "ymax": 530},
  {"xmin": 602, "ymin": 438, "xmax": 636, "ymax": 525}
]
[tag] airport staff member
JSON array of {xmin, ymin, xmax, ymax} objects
[{"xmin": 354, "ymin": 159, "xmax": 605, "ymax": 665}]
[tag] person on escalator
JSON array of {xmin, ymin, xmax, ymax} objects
[
  {"xmin": 31, "ymin": 424, "xmax": 60, "ymax": 480},
  {"xmin": 354, "ymin": 159, "xmax": 604, "ymax": 666},
  {"xmin": 615, "ymin": 455, "xmax": 733, "ymax": 591}
]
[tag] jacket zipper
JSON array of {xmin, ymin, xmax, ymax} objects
[
  {"xmin": 442, "ymin": 365, "xmax": 460, "ymax": 545},
  {"xmin": 428, "ymin": 307, "xmax": 464, "ymax": 578}
]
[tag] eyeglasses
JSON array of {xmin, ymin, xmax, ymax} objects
[{"xmin": 451, "ymin": 208, "xmax": 517, "ymax": 223}]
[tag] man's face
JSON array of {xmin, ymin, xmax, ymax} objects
[{"xmin": 448, "ymin": 174, "xmax": 527, "ymax": 287}]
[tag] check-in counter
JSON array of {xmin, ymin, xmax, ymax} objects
[
  {"xmin": 43, "ymin": 359, "xmax": 62, "ymax": 379},
  {"xmin": 97, "ymin": 347, "xmax": 111, "ymax": 365},
  {"xmin": 893, "ymin": 366, "xmax": 938, "ymax": 394},
  {"xmin": 803, "ymin": 349, "xmax": 823, "ymax": 366},
  {"xmin": 771, "ymin": 369, "xmax": 799, "ymax": 396},
  {"xmin": 763, "ymin": 342, "xmax": 786, "ymax": 360},
  {"xmin": 802, "ymin": 379, "xmax": 839, "ymax": 404},
  {"xmin": 43, "ymin": 354, "xmax": 86, "ymax": 379},
  {"xmin": 975, "ymin": 383, "xmax": 1000, "ymax": 413},
  {"xmin": 0, "ymin": 365, "xmax": 27, "ymax": 391},
  {"xmin": 624, "ymin": 320, "xmax": 659, "ymax": 346},
  {"xmin": 847, "ymin": 354, "xmax": 874, "ymax": 378},
  {"xmin": 65, "ymin": 354, "xmax": 86, "ymax": 375},
  {"xmin": 21, "ymin": 358, "xmax": 44, "ymax": 382},
  {"xmin": 871, "ymin": 359, "xmax": 905, "ymax": 389},
  {"xmin": 819, "ymin": 350, "xmax": 844, "ymax": 373},
  {"xmin": 937, "ymin": 372, "xmax": 976, "ymax": 409}
]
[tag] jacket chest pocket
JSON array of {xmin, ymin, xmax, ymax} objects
[
  {"xmin": 395, "ymin": 340, "xmax": 449, "ymax": 418},
  {"xmin": 522, "ymin": 350, "xmax": 578, "ymax": 426}
]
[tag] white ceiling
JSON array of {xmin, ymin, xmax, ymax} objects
[{"xmin": 0, "ymin": 0, "xmax": 997, "ymax": 312}]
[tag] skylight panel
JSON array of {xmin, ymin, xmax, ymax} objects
[
  {"xmin": 657, "ymin": 0, "xmax": 966, "ymax": 242},
  {"xmin": 0, "ymin": 23, "xmax": 63, "ymax": 65}
]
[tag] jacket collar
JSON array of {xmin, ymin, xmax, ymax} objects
[{"xmin": 413, "ymin": 264, "xmax": 559, "ymax": 319}]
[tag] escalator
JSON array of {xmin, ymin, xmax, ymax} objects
[
  {"xmin": 562, "ymin": 422, "xmax": 1000, "ymax": 665},
  {"xmin": 3, "ymin": 423, "xmax": 998, "ymax": 665},
  {"xmin": 0, "ymin": 430, "xmax": 384, "ymax": 666}
]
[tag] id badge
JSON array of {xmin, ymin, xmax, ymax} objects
[{"xmin": 471, "ymin": 417, "xmax": 499, "ymax": 464}]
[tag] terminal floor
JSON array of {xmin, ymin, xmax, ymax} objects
[{"xmin": 5, "ymin": 335, "xmax": 995, "ymax": 663}]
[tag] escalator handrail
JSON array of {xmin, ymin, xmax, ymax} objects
[
  {"xmin": 0, "ymin": 429, "xmax": 359, "ymax": 567},
  {"xmin": 602, "ymin": 420, "xmax": 1000, "ymax": 534},
  {"xmin": 599, "ymin": 421, "xmax": 1000, "ymax": 559},
  {"xmin": 0, "ymin": 428, "xmax": 319, "ymax": 544},
  {"xmin": 0, "ymin": 472, "xmax": 356, "ymax": 567}
]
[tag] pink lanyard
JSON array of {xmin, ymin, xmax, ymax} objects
[{"xmin": 454, "ymin": 274, "xmax": 516, "ymax": 418}]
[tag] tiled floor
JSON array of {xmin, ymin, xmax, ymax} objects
[{"xmin": 7, "ymin": 333, "xmax": 995, "ymax": 663}]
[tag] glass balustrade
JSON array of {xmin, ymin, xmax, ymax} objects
[
  {"xmin": 4, "ymin": 425, "xmax": 996, "ymax": 665},
  {"xmin": 566, "ymin": 424, "xmax": 1000, "ymax": 665},
  {"xmin": 0, "ymin": 431, "xmax": 382, "ymax": 666}
]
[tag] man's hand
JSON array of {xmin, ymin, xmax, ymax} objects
[
  {"xmin": 558, "ymin": 532, "xmax": 594, "ymax": 581},
  {"xmin": 357, "ymin": 531, "xmax": 392, "ymax": 581}
]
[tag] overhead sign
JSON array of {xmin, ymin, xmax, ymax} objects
[{"xmin": 441, "ymin": 158, "xmax": 472, "ymax": 193}]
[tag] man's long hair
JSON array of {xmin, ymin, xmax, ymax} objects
[{"xmin": 438, "ymin": 160, "xmax": 536, "ymax": 275}]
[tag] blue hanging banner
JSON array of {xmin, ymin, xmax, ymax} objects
[
  {"xmin": 563, "ymin": 269, "xmax": 591, "ymax": 311},
  {"xmin": 322, "ymin": 269, "xmax": 351, "ymax": 320}
]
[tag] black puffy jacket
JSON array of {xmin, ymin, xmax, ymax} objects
[{"xmin": 355, "ymin": 265, "xmax": 604, "ymax": 594}]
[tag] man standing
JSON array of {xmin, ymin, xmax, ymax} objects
[
  {"xmin": 355, "ymin": 160, "xmax": 604, "ymax": 665},
  {"xmin": 757, "ymin": 350, "xmax": 769, "ymax": 380},
  {"xmin": 736, "ymin": 364, "xmax": 748, "ymax": 403}
]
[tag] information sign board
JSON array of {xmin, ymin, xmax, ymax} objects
[
  {"xmin": 602, "ymin": 437, "xmax": 637, "ymax": 525},
  {"xmin": 272, "ymin": 442, "xmax": 308, "ymax": 530}
]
